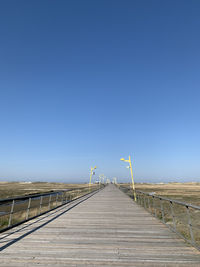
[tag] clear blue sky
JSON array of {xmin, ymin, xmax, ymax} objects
[{"xmin": 0, "ymin": 0, "xmax": 200, "ymax": 183}]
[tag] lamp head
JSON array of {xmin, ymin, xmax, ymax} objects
[{"xmin": 120, "ymin": 158, "xmax": 125, "ymax": 161}]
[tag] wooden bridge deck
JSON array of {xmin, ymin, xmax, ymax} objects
[{"xmin": 0, "ymin": 184, "xmax": 200, "ymax": 266}]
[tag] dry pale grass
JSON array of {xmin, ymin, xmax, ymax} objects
[
  {"xmin": 120, "ymin": 182, "xmax": 200, "ymax": 206},
  {"xmin": 0, "ymin": 182, "xmax": 93, "ymax": 199}
]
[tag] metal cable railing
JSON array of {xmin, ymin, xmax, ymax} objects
[
  {"xmin": 0, "ymin": 185, "xmax": 103, "ymax": 232},
  {"xmin": 118, "ymin": 185, "xmax": 200, "ymax": 250}
]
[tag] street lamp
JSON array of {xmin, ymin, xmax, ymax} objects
[
  {"xmin": 89, "ymin": 166, "xmax": 97, "ymax": 188},
  {"xmin": 120, "ymin": 156, "xmax": 136, "ymax": 201}
]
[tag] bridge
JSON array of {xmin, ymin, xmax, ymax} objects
[{"xmin": 0, "ymin": 184, "xmax": 200, "ymax": 266}]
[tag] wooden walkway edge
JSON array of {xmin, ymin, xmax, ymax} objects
[{"xmin": 0, "ymin": 184, "xmax": 200, "ymax": 266}]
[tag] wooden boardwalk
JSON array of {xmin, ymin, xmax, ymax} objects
[{"xmin": 0, "ymin": 184, "xmax": 200, "ymax": 266}]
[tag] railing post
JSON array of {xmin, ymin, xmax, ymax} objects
[
  {"xmin": 170, "ymin": 201, "xmax": 176, "ymax": 230},
  {"xmin": 138, "ymin": 194, "xmax": 141, "ymax": 205},
  {"xmin": 142, "ymin": 195, "xmax": 145, "ymax": 207},
  {"xmin": 153, "ymin": 196, "xmax": 157, "ymax": 218},
  {"xmin": 144, "ymin": 196, "xmax": 147, "ymax": 209},
  {"xmin": 8, "ymin": 200, "xmax": 15, "ymax": 227},
  {"xmin": 140, "ymin": 194, "xmax": 143, "ymax": 205},
  {"xmin": 144, "ymin": 196, "xmax": 146, "ymax": 208},
  {"xmin": 160, "ymin": 198, "xmax": 165, "ymax": 223},
  {"xmin": 55, "ymin": 193, "xmax": 58, "ymax": 207},
  {"xmin": 185, "ymin": 206, "xmax": 195, "ymax": 245},
  {"xmin": 137, "ymin": 194, "xmax": 140, "ymax": 204},
  {"xmin": 66, "ymin": 192, "xmax": 69, "ymax": 202},
  {"xmin": 48, "ymin": 195, "xmax": 52, "ymax": 210},
  {"xmin": 147, "ymin": 197, "xmax": 150, "ymax": 212},
  {"xmin": 65, "ymin": 192, "xmax": 68, "ymax": 203},
  {"xmin": 70, "ymin": 192, "xmax": 72, "ymax": 202},
  {"xmin": 26, "ymin": 198, "xmax": 31, "ymax": 220},
  {"xmin": 39, "ymin": 196, "xmax": 43, "ymax": 214},
  {"xmin": 136, "ymin": 194, "xmax": 138, "ymax": 202},
  {"xmin": 61, "ymin": 192, "xmax": 64, "ymax": 204},
  {"xmin": 139, "ymin": 194, "xmax": 142, "ymax": 206},
  {"xmin": 144, "ymin": 196, "xmax": 147, "ymax": 208}
]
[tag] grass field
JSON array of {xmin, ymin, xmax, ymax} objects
[
  {"xmin": 0, "ymin": 181, "xmax": 91, "ymax": 199},
  {"xmin": 120, "ymin": 182, "xmax": 200, "ymax": 205}
]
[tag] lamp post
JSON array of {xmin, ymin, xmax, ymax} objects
[
  {"xmin": 120, "ymin": 156, "xmax": 136, "ymax": 201},
  {"xmin": 89, "ymin": 166, "xmax": 97, "ymax": 190}
]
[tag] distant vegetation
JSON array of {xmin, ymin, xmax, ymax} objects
[
  {"xmin": 0, "ymin": 182, "xmax": 90, "ymax": 199},
  {"xmin": 122, "ymin": 182, "xmax": 200, "ymax": 205}
]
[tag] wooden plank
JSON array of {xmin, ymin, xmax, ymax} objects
[{"xmin": 0, "ymin": 184, "xmax": 200, "ymax": 266}]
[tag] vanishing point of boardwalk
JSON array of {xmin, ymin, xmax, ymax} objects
[{"xmin": 0, "ymin": 185, "xmax": 200, "ymax": 266}]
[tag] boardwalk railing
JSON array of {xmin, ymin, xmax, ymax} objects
[
  {"xmin": 0, "ymin": 185, "xmax": 103, "ymax": 232},
  {"xmin": 118, "ymin": 185, "xmax": 200, "ymax": 250}
]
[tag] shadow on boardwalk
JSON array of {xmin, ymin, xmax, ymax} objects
[{"xmin": 0, "ymin": 192, "xmax": 97, "ymax": 251}]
